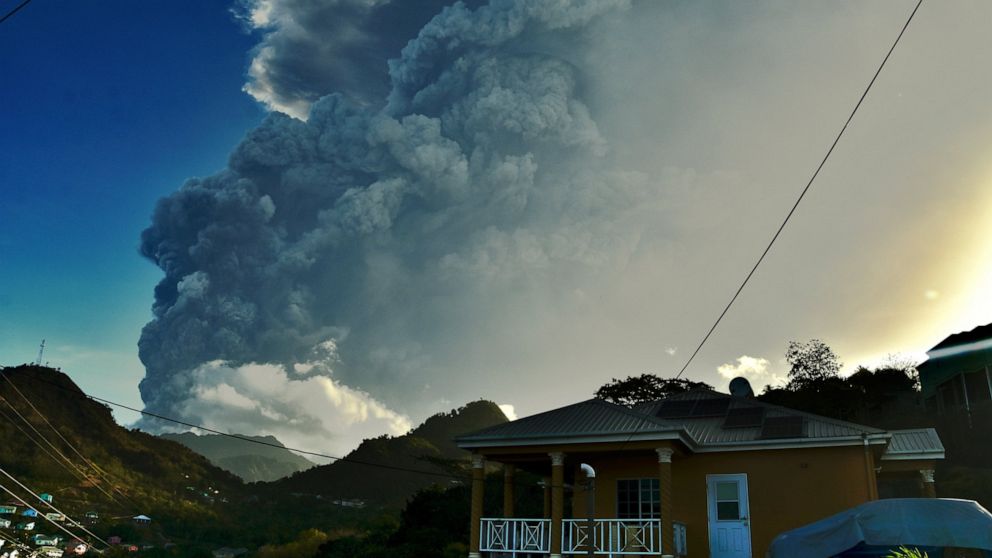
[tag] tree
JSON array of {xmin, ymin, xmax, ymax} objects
[
  {"xmin": 785, "ymin": 339, "xmax": 841, "ymax": 390},
  {"xmin": 595, "ymin": 374, "xmax": 713, "ymax": 407}
]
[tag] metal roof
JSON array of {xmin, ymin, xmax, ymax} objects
[
  {"xmin": 882, "ymin": 428, "xmax": 945, "ymax": 460},
  {"xmin": 456, "ymin": 399, "xmax": 678, "ymax": 442},
  {"xmin": 456, "ymin": 389, "xmax": 918, "ymax": 454},
  {"xmin": 633, "ymin": 389, "xmax": 886, "ymax": 446},
  {"xmin": 929, "ymin": 322, "xmax": 992, "ymax": 351}
]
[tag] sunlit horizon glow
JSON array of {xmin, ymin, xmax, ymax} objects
[{"xmin": 3, "ymin": 1, "xmax": 992, "ymax": 447}]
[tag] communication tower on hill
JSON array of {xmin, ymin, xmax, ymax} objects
[{"xmin": 35, "ymin": 339, "xmax": 45, "ymax": 365}]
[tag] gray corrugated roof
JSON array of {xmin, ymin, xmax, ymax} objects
[
  {"xmin": 633, "ymin": 389, "xmax": 885, "ymax": 446},
  {"xmin": 883, "ymin": 428, "xmax": 944, "ymax": 457},
  {"xmin": 457, "ymin": 399, "xmax": 678, "ymax": 442},
  {"xmin": 458, "ymin": 389, "xmax": 902, "ymax": 451}
]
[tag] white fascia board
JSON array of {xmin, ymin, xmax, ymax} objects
[
  {"xmin": 880, "ymin": 452, "xmax": 946, "ymax": 461},
  {"xmin": 691, "ymin": 434, "xmax": 891, "ymax": 453},
  {"xmin": 456, "ymin": 430, "xmax": 694, "ymax": 450}
]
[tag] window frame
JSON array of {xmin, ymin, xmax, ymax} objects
[{"xmin": 615, "ymin": 477, "xmax": 660, "ymax": 519}]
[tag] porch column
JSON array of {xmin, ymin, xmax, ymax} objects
[
  {"xmin": 503, "ymin": 464, "xmax": 516, "ymax": 518},
  {"xmin": 542, "ymin": 477, "xmax": 551, "ymax": 518},
  {"xmin": 469, "ymin": 454, "xmax": 485, "ymax": 558},
  {"xmin": 550, "ymin": 452, "xmax": 565, "ymax": 558},
  {"xmin": 657, "ymin": 448, "xmax": 675, "ymax": 556},
  {"xmin": 920, "ymin": 469, "xmax": 937, "ymax": 498}
]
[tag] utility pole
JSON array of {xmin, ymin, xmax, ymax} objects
[{"xmin": 35, "ymin": 339, "xmax": 45, "ymax": 365}]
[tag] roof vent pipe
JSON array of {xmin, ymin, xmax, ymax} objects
[{"xmin": 580, "ymin": 464, "xmax": 596, "ymax": 557}]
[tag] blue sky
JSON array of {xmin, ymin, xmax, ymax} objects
[
  {"xmin": 2, "ymin": 1, "xmax": 992, "ymax": 449},
  {"xmin": 0, "ymin": 1, "xmax": 264, "ymax": 420}
]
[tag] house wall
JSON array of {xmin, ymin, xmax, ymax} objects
[{"xmin": 571, "ymin": 445, "xmax": 876, "ymax": 558}]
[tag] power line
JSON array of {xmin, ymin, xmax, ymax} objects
[
  {"xmin": 0, "ymin": 0, "xmax": 33, "ymax": 26},
  {"xmin": 0, "ymin": 479, "xmax": 107, "ymax": 552},
  {"xmin": 10, "ymin": 369, "xmax": 475, "ymax": 483},
  {"xmin": 6, "ymin": 367, "xmax": 593, "ymax": 494},
  {"xmin": 1, "ymin": 370, "xmax": 133, "ymax": 502},
  {"xmin": 0, "ymin": 394, "xmax": 121, "ymax": 504},
  {"xmin": 0, "ymin": 402, "xmax": 91, "ymax": 487},
  {"xmin": 673, "ymin": 0, "xmax": 924, "ymax": 380},
  {"xmin": 0, "ymin": 465, "xmax": 110, "ymax": 548}
]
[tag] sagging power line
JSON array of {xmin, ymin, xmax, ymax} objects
[{"xmin": 673, "ymin": 0, "xmax": 924, "ymax": 380}]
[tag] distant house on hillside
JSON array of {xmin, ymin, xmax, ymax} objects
[
  {"xmin": 212, "ymin": 547, "xmax": 248, "ymax": 558},
  {"xmin": 332, "ymin": 499, "xmax": 366, "ymax": 508},
  {"xmin": 43, "ymin": 513, "xmax": 63, "ymax": 522},
  {"xmin": 32, "ymin": 534, "xmax": 60, "ymax": 546},
  {"xmin": 107, "ymin": 536, "xmax": 121, "ymax": 545},
  {"xmin": 37, "ymin": 494, "xmax": 53, "ymax": 504},
  {"xmin": 918, "ymin": 322, "xmax": 992, "ymax": 414},
  {"xmin": 456, "ymin": 379, "xmax": 945, "ymax": 558},
  {"xmin": 16, "ymin": 521, "xmax": 35, "ymax": 531},
  {"xmin": 0, "ymin": 519, "xmax": 10, "ymax": 529},
  {"xmin": 20, "ymin": 510, "xmax": 37, "ymax": 518},
  {"xmin": 0, "ymin": 505, "xmax": 16, "ymax": 515},
  {"xmin": 132, "ymin": 514, "xmax": 151, "ymax": 525},
  {"xmin": 83, "ymin": 511, "xmax": 98, "ymax": 523}
]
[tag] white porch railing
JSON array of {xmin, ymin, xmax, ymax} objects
[
  {"xmin": 480, "ymin": 518, "xmax": 551, "ymax": 555},
  {"xmin": 561, "ymin": 519, "xmax": 662, "ymax": 556}
]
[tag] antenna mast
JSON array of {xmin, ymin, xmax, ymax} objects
[{"xmin": 35, "ymin": 339, "xmax": 45, "ymax": 365}]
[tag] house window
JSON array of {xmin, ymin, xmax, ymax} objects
[
  {"xmin": 617, "ymin": 479, "xmax": 660, "ymax": 519},
  {"xmin": 714, "ymin": 481, "xmax": 741, "ymax": 520}
]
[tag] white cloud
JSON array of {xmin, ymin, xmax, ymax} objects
[
  {"xmin": 497, "ymin": 403, "xmax": 518, "ymax": 421},
  {"xmin": 716, "ymin": 355, "xmax": 786, "ymax": 393},
  {"xmin": 177, "ymin": 354, "xmax": 411, "ymax": 460},
  {"xmin": 665, "ymin": 347, "xmax": 677, "ymax": 356}
]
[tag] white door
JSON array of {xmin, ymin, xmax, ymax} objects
[{"xmin": 706, "ymin": 474, "xmax": 752, "ymax": 558}]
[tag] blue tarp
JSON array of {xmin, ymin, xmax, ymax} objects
[{"xmin": 767, "ymin": 499, "xmax": 992, "ymax": 558}]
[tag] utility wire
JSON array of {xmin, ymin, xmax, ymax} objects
[
  {"xmin": 6, "ymin": 368, "xmax": 589, "ymax": 492},
  {"xmin": 0, "ymin": 402, "xmax": 92, "ymax": 488},
  {"xmin": 1, "ymin": 371, "xmax": 132, "ymax": 502},
  {"xmin": 0, "ymin": 527, "xmax": 34, "ymax": 553},
  {"xmin": 0, "ymin": 479, "xmax": 107, "ymax": 552},
  {"xmin": 0, "ymin": 394, "xmax": 120, "ymax": 504},
  {"xmin": 0, "ymin": 465, "xmax": 110, "ymax": 548},
  {"xmin": 0, "ymin": 0, "xmax": 33, "ymax": 26},
  {"xmin": 12, "ymin": 369, "xmax": 476, "ymax": 483},
  {"xmin": 673, "ymin": 0, "xmax": 924, "ymax": 380}
]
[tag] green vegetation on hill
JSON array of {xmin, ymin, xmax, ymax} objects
[
  {"xmin": 0, "ymin": 364, "xmax": 511, "ymax": 555},
  {"xmin": 273, "ymin": 400, "xmax": 508, "ymax": 504},
  {"xmin": 0, "ymin": 364, "xmax": 247, "ymax": 552},
  {"xmin": 160, "ymin": 432, "xmax": 314, "ymax": 482}
]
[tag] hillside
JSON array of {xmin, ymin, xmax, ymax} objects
[
  {"xmin": 161, "ymin": 432, "xmax": 314, "ymax": 482},
  {"xmin": 0, "ymin": 364, "xmax": 246, "ymax": 550},
  {"xmin": 273, "ymin": 400, "xmax": 508, "ymax": 504}
]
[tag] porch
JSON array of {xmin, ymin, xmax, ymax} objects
[
  {"xmin": 479, "ymin": 517, "xmax": 688, "ymax": 556},
  {"xmin": 467, "ymin": 448, "xmax": 688, "ymax": 558}
]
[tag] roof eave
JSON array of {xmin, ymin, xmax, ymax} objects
[
  {"xmin": 880, "ymin": 451, "xmax": 946, "ymax": 461},
  {"xmin": 457, "ymin": 429, "xmax": 695, "ymax": 451},
  {"xmin": 692, "ymin": 433, "xmax": 891, "ymax": 453}
]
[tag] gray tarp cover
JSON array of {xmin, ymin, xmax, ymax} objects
[{"xmin": 767, "ymin": 499, "xmax": 992, "ymax": 558}]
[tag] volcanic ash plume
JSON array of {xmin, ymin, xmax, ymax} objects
[{"xmin": 138, "ymin": 0, "xmax": 664, "ymax": 450}]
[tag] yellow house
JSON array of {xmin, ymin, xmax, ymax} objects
[{"xmin": 455, "ymin": 385, "xmax": 944, "ymax": 558}]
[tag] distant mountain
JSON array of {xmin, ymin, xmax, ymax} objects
[
  {"xmin": 160, "ymin": 432, "xmax": 314, "ymax": 482},
  {"xmin": 272, "ymin": 400, "xmax": 508, "ymax": 504}
]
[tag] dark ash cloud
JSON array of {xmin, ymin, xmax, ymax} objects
[{"xmin": 139, "ymin": 0, "xmax": 658, "ymax": 437}]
